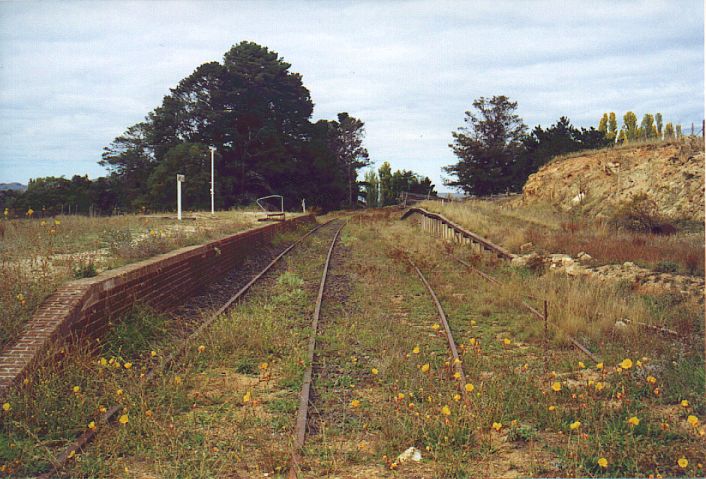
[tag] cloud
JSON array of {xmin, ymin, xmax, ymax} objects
[{"xmin": 0, "ymin": 0, "xmax": 703, "ymax": 191}]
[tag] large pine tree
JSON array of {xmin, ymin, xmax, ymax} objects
[{"xmin": 444, "ymin": 96, "xmax": 526, "ymax": 195}]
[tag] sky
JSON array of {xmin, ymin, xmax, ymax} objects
[{"xmin": 0, "ymin": 0, "xmax": 703, "ymax": 192}]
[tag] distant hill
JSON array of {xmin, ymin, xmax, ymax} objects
[{"xmin": 0, "ymin": 183, "xmax": 27, "ymax": 192}]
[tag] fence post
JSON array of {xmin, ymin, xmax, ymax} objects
[{"xmin": 543, "ymin": 300, "xmax": 548, "ymax": 374}]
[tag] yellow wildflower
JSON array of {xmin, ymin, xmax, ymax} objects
[
  {"xmin": 646, "ymin": 376, "xmax": 657, "ymax": 384},
  {"xmin": 432, "ymin": 323, "xmax": 441, "ymax": 331},
  {"xmin": 72, "ymin": 385, "xmax": 81, "ymax": 393},
  {"xmin": 597, "ymin": 457, "xmax": 608, "ymax": 468},
  {"xmin": 123, "ymin": 362, "xmax": 132, "ymax": 369},
  {"xmin": 118, "ymin": 414, "xmax": 129, "ymax": 425},
  {"xmin": 174, "ymin": 376, "xmax": 182, "ymax": 385},
  {"xmin": 551, "ymin": 382, "xmax": 562, "ymax": 392},
  {"xmin": 687, "ymin": 415, "xmax": 699, "ymax": 427},
  {"xmin": 99, "ymin": 357, "xmax": 107, "ymax": 366},
  {"xmin": 68, "ymin": 450, "xmax": 75, "ymax": 459},
  {"xmin": 421, "ymin": 363, "xmax": 430, "ymax": 373},
  {"xmin": 503, "ymin": 338, "xmax": 511, "ymax": 345},
  {"xmin": 98, "ymin": 405, "xmax": 107, "ymax": 413},
  {"xmin": 350, "ymin": 399, "xmax": 361, "ymax": 408},
  {"xmin": 471, "ymin": 320, "xmax": 476, "ymax": 325},
  {"xmin": 116, "ymin": 389, "xmax": 123, "ymax": 396},
  {"xmin": 371, "ymin": 368, "xmax": 379, "ymax": 375},
  {"xmin": 627, "ymin": 416, "xmax": 640, "ymax": 427},
  {"xmin": 453, "ymin": 372, "xmax": 461, "ymax": 380},
  {"xmin": 596, "ymin": 362, "xmax": 604, "ymax": 370},
  {"xmin": 492, "ymin": 421, "xmax": 502, "ymax": 431},
  {"xmin": 198, "ymin": 345, "xmax": 206, "ymax": 353},
  {"xmin": 578, "ymin": 361, "xmax": 586, "ymax": 369},
  {"xmin": 548, "ymin": 405, "xmax": 556, "ymax": 411},
  {"xmin": 619, "ymin": 358, "xmax": 633, "ymax": 370},
  {"xmin": 441, "ymin": 405, "xmax": 451, "ymax": 416},
  {"xmin": 595, "ymin": 382, "xmax": 605, "ymax": 391},
  {"xmin": 464, "ymin": 383, "xmax": 475, "ymax": 393},
  {"xmin": 397, "ymin": 393, "xmax": 405, "ymax": 400},
  {"xmin": 150, "ymin": 350, "xmax": 157, "ymax": 357},
  {"xmin": 469, "ymin": 337, "xmax": 476, "ymax": 345},
  {"xmin": 681, "ymin": 399, "xmax": 689, "ymax": 408},
  {"xmin": 569, "ymin": 420, "xmax": 581, "ymax": 430},
  {"xmin": 243, "ymin": 391, "xmax": 252, "ymax": 403},
  {"xmin": 453, "ymin": 394, "xmax": 461, "ymax": 402},
  {"xmin": 145, "ymin": 409, "xmax": 153, "ymax": 417},
  {"xmin": 2, "ymin": 403, "xmax": 10, "ymax": 412},
  {"xmin": 412, "ymin": 345, "xmax": 420, "ymax": 354},
  {"xmin": 88, "ymin": 421, "xmax": 96, "ymax": 430},
  {"xmin": 678, "ymin": 457, "xmax": 688, "ymax": 468},
  {"xmin": 259, "ymin": 362, "xmax": 268, "ymax": 370}
]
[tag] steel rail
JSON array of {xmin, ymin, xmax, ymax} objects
[
  {"xmin": 288, "ymin": 220, "xmax": 346, "ymax": 478},
  {"xmin": 37, "ymin": 218, "xmax": 336, "ymax": 479},
  {"xmin": 408, "ymin": 258, "xmax": 470, "ymax": 401},
  {"xmin": 452, "ymin": 256, "xmax": 602, "ymax": 364}
]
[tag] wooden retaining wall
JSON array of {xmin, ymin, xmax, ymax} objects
[
  {"xmin": 0, "ymin": 215, "xmax": 315, "ymax": 397},
  {"xmin": 401, "ymin": 207, "xmax": 515, "ymax": 260}
]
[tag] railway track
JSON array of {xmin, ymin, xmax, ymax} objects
[
  {"xmin": 288, "ymin": 219, "xmax": 346, "ymax": 478},
  {"xmin": 37, "ymin": 218, "xmax": 341, "ymax": 479}
]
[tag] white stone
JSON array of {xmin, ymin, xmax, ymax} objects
[{"xmin": 397, "ymin": 447, "xmax": 422, "ymax": 463}]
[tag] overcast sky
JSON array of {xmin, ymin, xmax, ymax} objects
[{"xmin": 0, "ymin": 1, "xmax": 703, "ymax": 191}]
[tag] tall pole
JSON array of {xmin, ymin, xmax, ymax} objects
[
  {"xmin": 209, "ymin": 146, "xmax": 216, "ymax": 215},
  {"xmin": 177, "ymin": 175, "xmax": 183, "ymax": 221}
]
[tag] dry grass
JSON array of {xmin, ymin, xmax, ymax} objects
[
  {"xmin": 420, "ymin": 200, "xmax": 704, "ymax": 276},
  {"xmin": 0, "ymin": 211, "xmax": 294, "ymax": 349}
]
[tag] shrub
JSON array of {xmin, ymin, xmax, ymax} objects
[
  {"xmin": 654, "ymin": 260, "xmax": 678, "ymax": 273},
  {"xmin": 73, "ymin": 261, "xmax": 97, "ymax": 279},
  {"xmin": 609, "ymin": 193, "xmax": 662, "ymax": 233}
]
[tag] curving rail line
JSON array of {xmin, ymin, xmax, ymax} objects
[{"xmin": 408, "ymin": 258, "xmax": 470, "ymax": 401}]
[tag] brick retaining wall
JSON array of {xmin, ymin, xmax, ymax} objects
[{"xmin": 0, "ymin": 215, "xmax": 315, "ymax": 397}]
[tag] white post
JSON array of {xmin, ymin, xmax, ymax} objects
[
  {"xmin": 209, "ymin": 146, "xmax": 216, "ymax": 215},
  {"xmin": 302, "ymin": 199, "xmax": 306, "ymax": 213},
  {"xmin": 177, "ymin": 174, "xmax": 184, "ymax": 221}
]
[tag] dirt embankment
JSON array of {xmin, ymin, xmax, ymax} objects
[{"xmin": 521, "ymin": 140, "xmax": 705, "ymax": 221}]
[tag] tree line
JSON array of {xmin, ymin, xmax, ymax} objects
[
  {"xmin": 444, "ymin": 96, "xmax": 692, "ymax": 195},
  {"xmin": 362, "ymin": 162, "xmax": 436, "ymax": 208},
  {"xmin": 2, "ymin": 42, "xmax": 396, "ymax": 215}
]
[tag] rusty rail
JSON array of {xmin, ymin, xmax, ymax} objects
[
  {"xmin": 408, "ymin": 258, "xmax": 470, "ymax": 401},
  {"xmin": 37, "ymin": 219, "xmax": 336, "ymax": 479},
  {"xmin": 289, "ymin": 220, "xmax": 346, "ymax": 477},
  {"xmin": 452, "ymin": 256, "xmax": 602, "ymax": 364},
  {"xmin": 401, "ymin": 207, "xmax": 514, "ymax": 260}
]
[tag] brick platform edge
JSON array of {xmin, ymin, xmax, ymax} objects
[{"xmin": 0, "ymin": 215, "xmax": 316, "ymax": 397}]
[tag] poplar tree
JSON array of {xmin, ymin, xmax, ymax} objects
[
  {"xmin": 598, "ymin": 113, "xmax": 608, "ymax": 136},
  {"xmin": 676, "ymin": 124, "xmax": 683, "ymax": 138},
  {"xmin": 623, "ymin": 112, "xmax": 638, "ymax": 141},
  {"xmin": 363, "ymin": 169, "xmax": 380, "ymax": 208},
  {"xmin": 655, "ymin": 113, "xmax": 663, "ymax": 137},
  {"xmin": 608, "ymin": 112, "xmax": 618, "ymax": 141},
  {"xmin": 664, "ymin": 122, "xmax": 675, "ymax": 139},
  {"xmin": 378, "ymin": 161, "xmax": 393, "ymax": 206},
  {"xmin": 640, "ymin": 114, "xmax": 655, "ymax": 139}
]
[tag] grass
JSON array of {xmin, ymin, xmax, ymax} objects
[
  {"xmin": 0, "ymin": 210, "xmax": 300, "ymax": 350},
  {"xmin": 419, "ymin": 199, "xmax": 704, "ymax": 276},
  {"xmin": 1, "ymin": 210, "xmax": 703, "ymax": 478}
]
